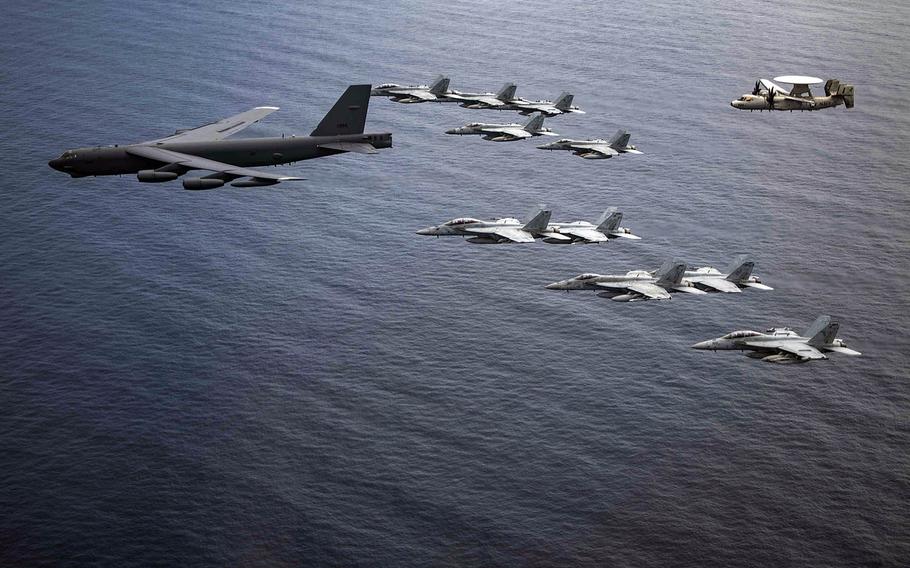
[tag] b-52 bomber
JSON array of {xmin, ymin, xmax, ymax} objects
[
  {"xmin": 541, "ymin": 207, "xmax": 640, "ymax": 244},
  {"xmin": 683, "ymin": 255, "xmax": 773, "ymax": 293},
  {"xmin": 538, "ymin": 130, "xmax": 642, "ymax": 159},
  {"xmin": 370, "ymin": 75, "xmax": 452, "ymax": 103},
  {"xmin": 416, "ymin": 208, "xmax": 551, "ymax": 244},
  {"xmin": 731, "ymin": 76, "xmax": 855, "ymax": 111},
  {"xmin": 692, "ymin": 315, "xmax": 861, "ymax": 364},
  {"xmin": 48, "ymin": 85, "xmax": 391, "ymax": 189},
  {"xmin": 445, "ymin": 115, "xmax": 558, "ymax": 142}
]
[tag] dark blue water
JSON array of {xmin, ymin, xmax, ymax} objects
[{"xmin": 2, "ymin": 1, "xmax": 908, "ymax": 566}]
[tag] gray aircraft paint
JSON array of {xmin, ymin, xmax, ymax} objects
[{"xmin": 49, "ymin": 85, "xmax": 391, "ymax": 188}]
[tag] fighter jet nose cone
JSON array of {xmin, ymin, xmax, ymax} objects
[
  {"xmin": 691, "ymin": 340, "xmax": 714, "ymax": 350},
  {"xmin": 445, "ymin": 129, "xmax": 456, "ymax": 135},
  {"xmin": 545, "ymin": 282, "xmax": 563, "ymax": 290},
  {"xmin": 416, "ymin": 227, "xmax": 436, "ymax": 236}
]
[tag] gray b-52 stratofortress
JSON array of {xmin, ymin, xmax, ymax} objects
[
  {"xmin": 445, "ymin": 115, "xmax": 558, "ymax": 141},
  {"xmin": 731, "ymin": 76, "xmax": 855, "ymax": 111},
  {"xmin": 545, "ymin": 260, "xmax": 695, "ymax": 301},
  {"xmin": 683, "ymin": 255, "xmax": 773, "ymax": 293},
  {"xmin": 692, "ymin": 315, "xmax": 861, "ymax": 363},
  {"xmin": 541, "ymin": 207, "xmax": 640, "ymax": 244},
  {"xmin": 48, "ymin": 85, "xmax": 391, "ymax": 189},
  {"xmin": 416, "ymin": 209, "xmax": 551, "ymax": 244},
  {"xmin": 370, "ymin": 75, "xmax": 452, "ymax": 103},
  {"xmin": 538, "ymin": 130, "xmax": 642, "ymax": 159}
]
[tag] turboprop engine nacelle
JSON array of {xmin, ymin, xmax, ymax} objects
[
  {"xmin": 183, "ymin": 178, "xmax": 225, "ymax": 190},
  {"xmin": 137, "ymin": 170, "xmax": 179, "ymax": 183}
]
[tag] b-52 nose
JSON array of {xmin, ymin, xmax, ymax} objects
[{"xmin": 48, "ymin": 158, "xmax": 65, "ymax": 172}]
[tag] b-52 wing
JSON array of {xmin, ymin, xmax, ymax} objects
[
  {"xmin": 463, "ymin": 226, "xmax": 536, "ymax": 243},
  {"xmin": 126, "ymin": 145, "xmax": 303, "ymax": 182},
  {"xmin": 144, "ymin": 106, "xmax": 279, "ymax": 144},
  {"xmin": 596, "ymin": 281, "xmax": 671, "ymax": 300}
]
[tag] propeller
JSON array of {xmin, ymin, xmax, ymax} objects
[
  {"xmin": 765, "ymin": 87, "xmax": 775, "ymax": 110},
  {"xmin": 752, "ymin": 80, "xmax": 762, "ymax": 95}
]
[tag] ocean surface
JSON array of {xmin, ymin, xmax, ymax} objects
[{"xmin": 2, "ymin": 1, "xmax": 909, "ymax": 566}]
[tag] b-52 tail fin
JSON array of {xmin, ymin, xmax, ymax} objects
[
  {"xmin": 523, "ymin": 114, "xmax": 546, "ymax": 133},
  {"xmin": 724, "ymin": 255, "xmax": 755, "ymax": 282},
  {"xmin": 523, "ymin": 207, "xmax": 552, "ymax": 233},
  {"xmin": 429, "ymin": 75, "xmax": 450, "ymax": 96},
  {"xmin": 553, "ymin": 92, "xmax": 574, "ymax": 111},
  {"xmin": 805, "ymin": 315, "xmax": 839, "ymax": 346},
  {"xmin": 311, "ymin": 84, "xmax": 371, "ymax": 136},
  {"xmin": 595, "ymin": 207, "xmax": 623, "ymax": 232}
]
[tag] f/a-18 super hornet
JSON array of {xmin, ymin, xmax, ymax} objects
[
  {"xmin": 683, "ymin": 255, "xmax": 773, "ymax": 293},
  {"xmin": 538, "ymin": 130, "xmax": 642, "ymax": 159},
  {"xmin": 416, "ymin": 208, "xmax": 551, "ymax": 244},
  {"xmin": 731, "ymin": 76, "xmax": 855, "ymax": 111},
  {"xmin": 692, "ymin": 315, "xmax": 861, "ymax": 363},
  {"xmin": 370, "ymin": 75, "xmax": 453, "ymax": 103},
  {"xmin": 442, "ymin": 83, "xmax": 518, "ymax": 108},
  {"xmin": 540, "ymin": 207, "xmax": 640, "ymax": 244},
  {"xmin": 504, "ymin": 92, "xmax": 585, "ymax": 116},
  {"xmin": 48, "ymin": 85, "xmax": 391, "ymax": 189},
  {"xmin": 445, "ymin": 115, "xmax": 558, "ymax": 141},
  {"xmin": 546, "ymin": 260, "xmax": 703, "ymax": 302}
]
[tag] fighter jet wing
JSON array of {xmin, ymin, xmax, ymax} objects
[
  {"xmin": 596, "ymin": 281, "xmax": 671, "ymax": 300},
  {"xmin": 143, "ymin": 107, "xmax": 279, "ymax": 144},
  {"xmin": 463, "ymin": 226, "xmax": 536, "ymax": 243},
  {"xmin": 685, "ymin": 277, "xmax": 742, "ymax": 293},
  {"xmin": 391, "ymin": 89, "xmax": 435, "ymax": 101},
  {"xmin": 559, "ymin": 227, "xmax": 609, "ymax": 243},
  {"xmin": 742, "ymin": 340, "xmax": 827, "ymax": 361},
  {"xmin": 540, "ymin": 231, "xmax": 572, "ymax": 241},
  {"xmin": 469, "ymin": 96, "xmax": 506, "ymax": 107},
  {"xmin": 480, "ymin": 127, "xmax": 532, "ymax": 139},
  {"xmin": 571, "ymin": 143, "xmax": 618, "ymax": 158},
  {"xmin": 125, "ymin": 145, "xmax": 304, "ymax": 181}
]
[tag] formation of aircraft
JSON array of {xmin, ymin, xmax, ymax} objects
[
  {"xmin": 445, "ymin": 115, "xmax": 558, "ymax": 141},
  {"xmin": 692, "ymin": 316, "xmax": 861, "ymax": 364},
  {"xmin": 537, "ymin": 130, "xmax": 642, "ymax": 159},
  {"xmin": 545, "ymin": 257, "xmax": 771, "ymax": 301},
  {"xmin": 417, "ymin": 207, "xmax": 640, "ymax": 245},
  {"xmin": 731, "ymin": 76, "xmax": 855, "ymax": 111},
  {"xmin": 48, "ymin": 85, "xmax": 391, "ymax": 189}
]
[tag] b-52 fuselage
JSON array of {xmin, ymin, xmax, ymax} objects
[{"xmin": 49, "ymin": 85, "xmax": 392, "ymax": 189}]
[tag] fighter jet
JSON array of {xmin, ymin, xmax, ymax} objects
[
  {"xmin": 731, "ymin": 76, "xmax": 855, "ymax": 111},
  {"xmin": 683, "ymin": 255, "xmax": 773, "ymax": 293},
  {"xmin": 545, "ymin": 260, "xmax": 706, "ymax": 302},
  {"xmin": 537, "ymin": 130, "xmax": 642, "ymax": 159},
  {"xmin": 540, "ymin": 207, "xmax": 640, "ymax": 244},
  {"xmin": 48, "ymin": 85, "xmax": 391, "ymax": 190},
  {"xmin": 416, "ymin": 208, "xmax": 551, "ymax": 244},
  {"xmin": 370, "ymin": 75, "xmax": 452, "ymax": 103},
  {"xmin": 444, "ymin": 115, "xmax": 558, "ymax": 141},
  {"xmin": 442, "ymin": 83, "xmax": 518, "ymax": 108},
  {"xmin": 692, "ymin": 315, "xmax": 861, "ymax": 363},
  {"xmin": 504, "ymin": 92, "xmax": 585, "ymax": 116}
]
